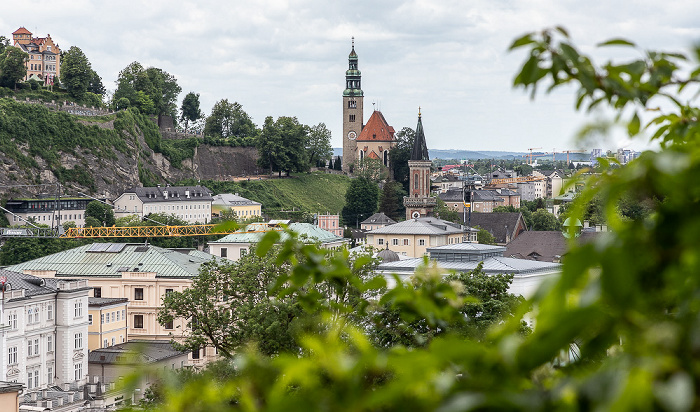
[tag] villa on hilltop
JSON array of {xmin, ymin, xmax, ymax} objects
[{"xmin": 12, "ymin": 27, "xmax": 61, "ymax": 85}]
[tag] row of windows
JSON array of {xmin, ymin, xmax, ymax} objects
[
  {"xmin": 13, "ymin": 213, "xmax": 82, "ymax": 222},
  {"xmin": 92, "ymin": 309, "xmax": 126, "ymax": 325},
  {"xmin": 132, "ymin": 314, "xmax": 174, "ymax": 330},
  {"xmin": 145, "ymin": 204, "xmax": 210, "ymax": 212},
  {"xmin": 376, "ymin": 238, "xmax": 426, "ymax": 246},
  {"xmin": 103, "ymin": 335, "xmax": 125, "ymax": 348},
  {"xmin": 8, "ymin": 335, "xmax": 54, "ymax": 364},
  {"xmin": 220, "ymin": 248, "xmax": 247, "ymax": 258},
  {"xmin": 347, "ymin": 100, "xmax": 357, "ymax": 109}
]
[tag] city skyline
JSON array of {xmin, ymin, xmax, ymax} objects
[{"xmin": 2, "ymin": 1, "xmax": 698, "ymax": 152}]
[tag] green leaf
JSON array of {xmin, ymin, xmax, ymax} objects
[
  {"xmin": 628, "ymin": 112, "xmax": 641, "ymax": 136},
  {"xmin": 509, "ymin": 33, "xmax": 535, "ymax": 50},
  {"xmin": 597, "ymin": 39, "xmax": 636, "ymax": 47}
]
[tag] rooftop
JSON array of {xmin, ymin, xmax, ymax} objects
[
  {"xmin": 212, "ymin": 193, "xmax": 261, "ymax": 207},
  {"xmin": 212, "ymin": 222, "xmax": 345, "ymax": 244},
  {"xmin": 361, "ymin": 212, "xmax": 397, "ymax": 226},
  {"xmin": 5, "ymin": 243, "xmax": 220, "ymax": 278},
  {"xmin": 123, "ymin": 185, "xmax": 213, "ymax": 203},
  {"xmin": 357, "ymin": 110, "xmax": 395, "ymax": 142},
  {"xmin": 89, "ymin": 297, "xmax": 129, "ymax": 307},
  {"xmin": 88, "ymin": 340, "xmax": 187, "ymax": 365},
  {"xmin": 368, "ymin": 217, "xmax": 474, "ymax": 236}
]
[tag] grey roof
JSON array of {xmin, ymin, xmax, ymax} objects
[
  {"xmin": 89, "ymin": 297, "xmax": 129, "ymax": 307},
  {"xmin": 439, "ymin": 188, "xmax": 511, "ymax": 203},
  {"xmin": 471, "ymin": 190, "xmax": 506, "ymax": 202},
  {"xmin": 505, "ymin": 231, "xmax": 599, "ymax": 262},
  {"xmin": 368, "ymin": 217, "xmax": 471, "ymax": 236},
  {"xmin": 438, "ymin": 188, "xmax": 464, "ymax": 202},
  {"xmin": 361, "ymin": 212, "xmax": 397, "ymax": 226},
  {"xmin": 0, "ymin": 268, "xmax": 59, "ymax": 299},
  {"xmin": 467, "ymin": 212, "xmax": 527, "ymax": 244},
  {"xmin": 212, "ymin": 193, "xmax": 261, "ymax": 207},
  {"xmin": 124, "ymin": 185, "xmax": 213, "ymax": 203},
  {"xmin": 88, "ymin": 340, "xmax": 187, "ymax": 365},
  {"xmin": 377, "ymin": 248, "xmax": 400, "ymax": 263},
  {"xmin": 212, "ymin": 222, "xmax": 345, "ymax": 245},
  {"xmin": 427, "ymin": 243, "xmax": 507, "ymax": 253},
  {"xmin": 378, "ymin": 256, "xmax": 560, "ymax": 276},
  {"xmin": 6, "ymin": 243, "xmax": 220, "ymax": 278}
]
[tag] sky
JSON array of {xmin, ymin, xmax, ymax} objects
[{"xmin": 2, "ymin": 1, "xmax": 699, "ymax": 153}]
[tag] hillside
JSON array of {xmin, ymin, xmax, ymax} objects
[
  {"xmin": 184, "ymin": 173, "xmax": 352, "ymax": 220},
  {"xmin": 0, "ymin": 98, "xmax": 259, "ymax": 199}
]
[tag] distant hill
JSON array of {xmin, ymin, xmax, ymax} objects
[{"xmin": 332, "ymin": 148, "xmax": 589, "ymax": 161}]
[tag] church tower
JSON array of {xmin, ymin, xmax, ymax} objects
[
  {"xmin": 342, "ymin": 37, "xmax": 364, "ymax": 173},
  {"xmin": 404, "ymin": 109, "xmax": 436, "ymax": 220}
]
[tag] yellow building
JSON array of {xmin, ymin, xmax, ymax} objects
[
  {"xmin": 211, "ymin": 193, "xmax": 262, "ymax": 220},
  {"xmin": 88, "ymin": 297, "xmax": 129, "ymax": 350},
  {"xmin": 12, "ymin": 27, "xmax": 60, "ymax": 84}
]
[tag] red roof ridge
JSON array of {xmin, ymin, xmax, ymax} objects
[
  {"xmin": 13, "ymin": 27, "xmax": 32, "ymax": 35},
  {"xmin": 357, "ymin": 110, "xmax": 395, "ymax": 142}
]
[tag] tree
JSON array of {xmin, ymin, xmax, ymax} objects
[
  {"xmin": 113, "ymin": 62, "xmax": 181, "ymax": 118},
  {"xmin": 204, "ymin": 99, "xmax": 258, "ymax": 139},
  {"xmin": 389, "ymin": 127, "xmax": 415, "ymax": 192},
  {"xmin": 475, "ymin": 225, "xmax": 496, "ymax": 245},
  {"xmin": 158, "ymin": 247, "xmax": 302, "ymax": 357},
  {"xmin": 87, "ymin": 69, "xmax": 105, "ymax": 95},
  {"xmin": 256, "ymin": 116, "xmax": 309, "ymax": 176},
  {"xmin": 341, "ymin": 177, "xmax": 379, "ymax": 226},
  {"xmin": 333, "ymin": 156, "xmax": 342, "ymax": 171},
  {"xmin": 0, "ymin": 36, "xmax": 9, "ymax": 55},
  {"xmin": 61, "ymin": 46, "xmax": 92, "ymax": 100},
  {"xmin": 180, "ymin": 92, "xmax": 203, "ymax": 133},
  {"xmin": 379, "ymin": 180, "xmax": 406, "ymax": 221},
  {"xmin": 355, "ymin": 157, "xmax": 387, "ymax": 181},
  {"xmin": 306, "ymin": 123, "xmax": 333, "ymax": 168},
  {"xmin": 530, "ymin": 208, "xmax": 559, "ymax": 231},
  {"xmin": 434, "ymin": 197, "xmax": 460, "ymax": 223},
  {"xmin": 84, "ymin": 200, "xmax": 115, "ymax": 227},
  {"xmin": 0, "ymin": 46, "xmax": 28, "ymax": 88}
]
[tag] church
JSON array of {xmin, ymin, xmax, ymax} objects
[{"xmin": 341, "ymin": 39, "xmax": 396, "ymax": 173}]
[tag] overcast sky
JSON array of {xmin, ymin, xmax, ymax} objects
[{"xmin": 2, "ymin": 1, "xmax": 699, "ymax": 153}]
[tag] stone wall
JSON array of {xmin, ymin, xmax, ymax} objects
[{"xmin": 11, "ymin": 96, "xmax": 115, "ymax": 116}]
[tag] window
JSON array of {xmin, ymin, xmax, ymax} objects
[
  {"xmin": 220, "ymin": 248, "xmax": 227, "ymax": 258},
  {"xmin": 47, "ymin": 304, "xmax": 53, "ymax": 320},
  {"xmin": 27, "ymin": 370, "xmax": 33, "ymax": 389},
  {"xmin": 47, "ymin": 335, "xmax": 53, "ymax": 352},
  {"xmin": 134, "ymin": 288, "xmax": 144, "ymax": 300},
  {"xmin": 192, "ymin": 348, "xmax": 200, "ymax": 359},
  {"xmin": 8, "ymin": 313, "xmax": 17, "ymax": 329},
  {"xmin": 392, "ymin": 239, "xmax": 399, "ymax": 246},
  {"xmin": 134, "ymin": 315, "xmax": 144, "ymax": 329},
  {"xmin": 122, "ymin": 309, "xmax": 125, "ymax": 319},
  {"xmin": 165, "ymin": 319, "xmax": 174, "ymax": 330},
  {"xmin": 47, "ymin": 366, "xmax": 53, "ymax": 384},
  {"xmin": 377, "ymin": 238, "xmax": 384, "ymax": 245},
  {"xmin": 34, "ymin": 339, "xmax": 39, "ymax": 355},
  {"xmin": 33, "ymin": 370, "xmax": 39, "ymax": 388},
  {"xmin": 240, "ymin": 249, "xmax": 247, "ymax": 257},
  {"xmin": 74, "ymin": 363, "xmax": 82, "ymax": 380},
  {"xmin": 419, "ymin": 239, "xmax": 425, "ymax": 246},
  {"xmin": 8, "ymin": 347, "xmax": 17, "ymax": 364},
  {"xmin": 165, "ymin": 288, "xmax": 173, "ymax": 296},
  {"xmin": 103, "ymin": 339, "xmax": 108, "ymax": 348},
  {"xmin": 112, "ymin": 337, "xmax": 116, "ymax": 346},
  {"xmin": 93, "ymin": 287, "xmax": 102, "ymax": 298},
  {"xmin": 349, "ymin": 114, "xmax": 356, "ymax": 122},
  {"xmin": 75, "ymin": 333, "xmax": 83, "ymax": 349},
  {"xmin": 403, "ymin": 239, "xmax": 410, "ymax": 246},
  {"xmin": 74, "ymin": 301, "xmax": 83, "ymax": 317},
  {"xmin": 27, "ymin": 340, "xmax": 32, "ymax": 356},
  {"xmin": 101, "ymin": 314, "xmax": 104, "ymax": 324},
  {"xmin": 120, "ymin": 335, "xmax": 124, "ymax": 343},
  {"xmin": 27, "ymin": 308, "xmax": 33, "ymax": 324},
  {"xmin": 88, "ymin": 314, "xmax": 93, "ymax": 325},
  {"xmin": 116, "ymin": 311, "xmax": 120, "ymax": 321}
]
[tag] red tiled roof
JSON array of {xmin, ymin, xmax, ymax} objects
[
  {"xmin": 357, "ymin": 110, "xmax": 395, "ymax": 142},
  {"xmin": 31, "ymin": 38, "xmax": 45, "ymax": 45},
  {"xmin": 13, "ymin": 27, "xmax": 32, "ymax": 35},
  {"xmin": 367, "ymin": 151, "xmax": 380, "ymax": 159}
]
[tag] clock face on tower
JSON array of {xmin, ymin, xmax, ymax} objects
[
  {"xmin": 348, "ymin": 131, "xmax": 357, "ymax": 140},
  {"xmin": 412, "ymin": 211, "xmax": 421, "ymax": 219}
]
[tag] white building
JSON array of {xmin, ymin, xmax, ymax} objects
[
  {"xmin": 113, "ymin": 185, "xmax": 214, "ymax": 224},
  {"xmin": 0, "ymin": 269, "xmax": 90, "ymax": 393}
]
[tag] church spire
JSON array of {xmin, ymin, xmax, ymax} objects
[
  {"xmin": 411, "ymin": 108, "xmax": 429, "ymax": 161},
  {"xmin": 344, "ymin": 38, "xmax": 362, "ymax": 97}
]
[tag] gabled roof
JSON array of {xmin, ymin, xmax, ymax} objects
[
  {"xmin": 211, "ymin": 222, "xmax": 345, "ymax": 245},
  {"xmin": 367, "ymin": 151, "xmax": 380, "ymax": 159},
  {"xmin": 88, "ymin": 340, "xmax": 187, "ymax": 365},
  {"xmin": 357, "ymin": 111, "xmax": 395, "ymax": 142},
  {"xmin": 212, "ymin": 193, "xmax": 261, "ymax": 207},
  {"xmin": 361, "ymin": 212, "xmax": 397, "ymax": 226},
  {"xmin": 467, "ymin": 212, "xmax": 527, "ymax": 244},
  {"xmin": 122, "ymin": 185, "xmax": 213, "ymax": 203},
  {"xmin": 0, "ymin": 268, "xmax": 60, "ymax": 299},
  {"xmin": 377, "ymin": 255, "xmax": 560, "ymax": 276},
  {"xmin": 6, "ymin": 243, "xmax": 220, "ymax": 278},
  {"xmin": 13, "ymin": 27, "xmax": 31, "ymax": 35},
  {"xmin": 368, "ymin": 217, "xmax": 472, "ymax": 236},
  {"xmin": 504, "ymin": 231, "xmax": 599, "ymax": 262}
]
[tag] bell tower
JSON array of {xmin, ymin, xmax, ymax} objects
[
  {"xmin": 342, "ymin": 37, "xmax": 364, "ymax": 173},
  {"xmin": 404, "ymin": 109, "xmax": 436, "ymax": 219}
]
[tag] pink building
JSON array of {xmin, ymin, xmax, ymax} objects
[{"xmin": 317, "ymin": 214, "xmax": 343, "ymax": 236}]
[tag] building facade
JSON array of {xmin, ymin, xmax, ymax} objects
[
  {"xmin": 317, "ymin": 214, "xmax": 343, "ymax": 237},
  {"xmin": 355, "ymin": 110, "xmax": 395, "ymax": 167},
  {"xmin": 3, "ymin": 196, "xmax": 96, "ymax": 228},
  {"xmin": 0, "ymin": 269, "xmax": 90, "ymax": 393},
  {"xmin": 12, "ymin": 27, "xmax": 60, "ymax": 84},
  {"xmin": 404, "ymin": 111, "xmax": 436, "ymax": 219},
  {"xmin": 360, "ymin": 212, "xmax": 397, "ymax": 231},
  {"xmin": 342, "ymin": 38, "xmax": 364, "ymax": 173},
  {"xmin": 113, "ymin": 185, "xmax": 213, "ymax": 224},
  {"xmin": 88, "ymin": 297, "xmax": 129, "ymax": 351},
  {"xmin": 211, "ymin": 193, "xmax": 262, "ymax": 220}
]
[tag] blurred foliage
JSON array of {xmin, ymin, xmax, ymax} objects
[{"xmin": 136, "ymin": 28, "xmax": 700, "ymax": 411}]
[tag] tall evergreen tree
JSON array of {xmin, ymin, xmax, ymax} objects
[{"xmin": 61, "ymin": 46, "xmax": 92, "ymax": 100}]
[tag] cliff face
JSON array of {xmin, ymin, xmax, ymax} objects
[{"xmin": 0, "ymin": 101, "xmax": 259, "ymax": 199}]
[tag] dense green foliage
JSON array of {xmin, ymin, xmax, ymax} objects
[
  {"xmin": 306, "ymin": 122, "xmax": 333, "ymax": 167},
  {"xmin": 60, "ymin": 46, "xmax": 93, "ymax": 100},
  {"xmin": 180, "ymin": 92, "xmax": 203, "ymax": 133},
  {"xmin": 0, "ymin": 46, "xmax": 28, "ymax": 88},
  {"xmin": 389, "ymin": 127, "xmax": 414, "ymax": 192},
  {"xmin": 342, "ymin": 177, "xmax": 379, "ymax": 226},
  {"xmin": 112, "ymin": 62, "xmax": 181, "ymax": 119},
  {"xmin": 85, "ymin": 200, "xmax": 115, "ymax": 227},
  {"xmin": 204, "ymin": 99, "xmax": 258, "ymax": 140},
  {"xmin": 256, "ymin": 116, "xmax": 310, "ymax": 176},
  {"xmin": 378, "ymin": 180, "xmax": 406, "ymax": 221}
]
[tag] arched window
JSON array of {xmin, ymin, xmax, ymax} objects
[
  {"xmin": 414, "ymin": 173, "xmax": 419, "ymax": 190},
  {"xmin": 384, "ymin": 151, "xmax": 389, "ymax": 166}
]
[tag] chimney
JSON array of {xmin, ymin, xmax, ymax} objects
[{"xmin": 163, "ymin": 191, "xmax": 168, "ymax": 200}]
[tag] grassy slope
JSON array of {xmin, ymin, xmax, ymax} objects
[{"xmin": 192, "ymin": 172, "xmax": 351, "ymax": 216}]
